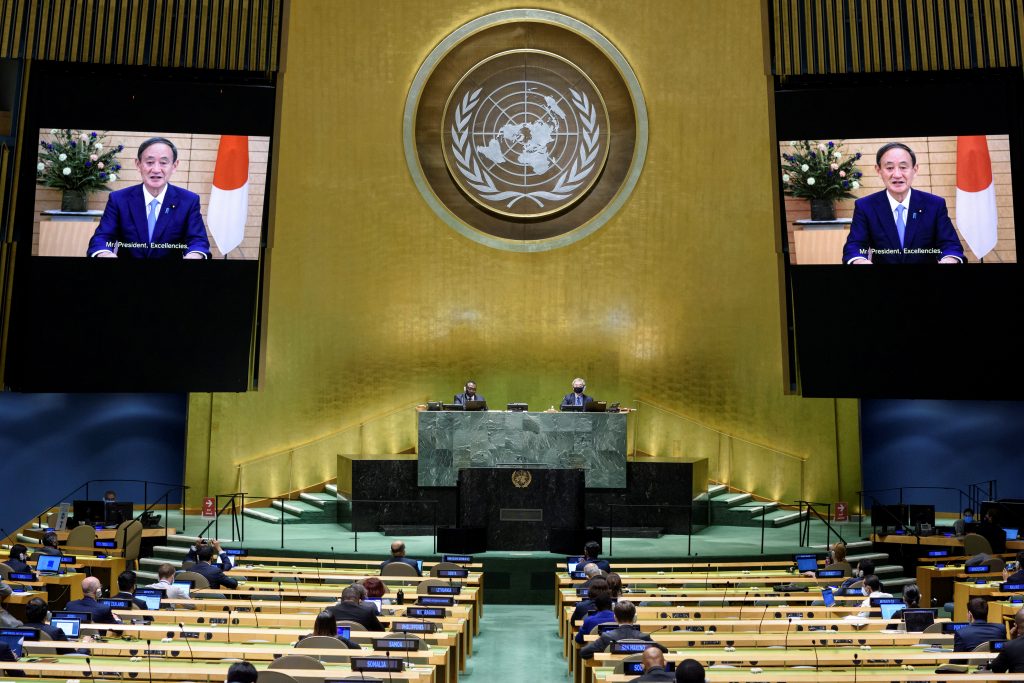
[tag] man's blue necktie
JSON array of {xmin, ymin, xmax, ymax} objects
[
  {"xmin": 147, "ymin": 198, "xmax": 159, "ymax": 243},
  {"xmin": 575, "ymin": 393, "xmax": 581, "ymax": 406},
  {"xmin": 895, "ymin": 204, "xmax": 906, "ymax": 248}
]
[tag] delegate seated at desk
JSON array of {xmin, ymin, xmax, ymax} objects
[
  {"xmin": 453, "ymin": 380, "xmax": 484, "ymax": 406},
  {"xmin": 561, "ymin": 377, "xmax": 594, "ymax": 409}
]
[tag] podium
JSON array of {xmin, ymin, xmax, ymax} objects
[{"xmin": 457, "ymin": 467, "xmax": 584, "ymax": 550}]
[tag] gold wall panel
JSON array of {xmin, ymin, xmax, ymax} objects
[{"xmin": 186, "ymin": 0, "xmax": 861, "ymax": 508}]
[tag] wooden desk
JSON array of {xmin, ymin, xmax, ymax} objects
[
  {"xmin": 915, "ymin": 565, "xmax": 1003, "ymax": 606},
  {"xmin": 22, "ymin": 526, "xmax": 176, "ymax": 543}
]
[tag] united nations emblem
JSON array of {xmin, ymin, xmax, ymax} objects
[
  {"xmin": 404, "ymin": 9, "xmax": 648, "ymax": 251},
  {"xmin": 511, "ymin": 469, "xmax": 533, "ymax": 489},
  {"xmin": 443, "ymin": 51, "xmax": 610, "ymax": 218}
]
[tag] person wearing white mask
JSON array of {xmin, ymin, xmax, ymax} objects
[
  {"xmin": 857, "ymin": 574, "xmax": 892, "ymax": 617},
  {"xmin": 5, "ymin": 545, "xmax": 31, "ymax": 574}
]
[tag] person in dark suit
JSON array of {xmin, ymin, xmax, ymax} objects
[
  {"xmin": 5, "ymin": 545, "xmax": 31, "ymax": 574},
  {"xmin": 575, "ymin": 541, "xmax": 611, "ymax": 573},
  {"xmin": 64, "ymin": 577, "xmax": 120, "ymax": 625},
  {"xmin": 674, "ymin": 658, "xmax": 705, "ymax": 683},
  {"xmin": 630, "ymin": 646, "xmax": 676, "ymax": 681},
  {"xmin": 976, "ymin": 510, "xmax": 1007, "ymax": 555},
  {"xmin": 185, "ymin": 538, "xmax": 235, "ymax": 572},
  {"xmin": 380, "ymin": 541, "xmax": 421, "ymax": 576},
  {"xmin": 992, "ymin": 608, "xmax": 1024, "ymax": 673},
  {"xmin": 226, "ymin": 661, "xmax": 259, "ymax": 683},
  {"xmin": 1004, "ymin": 552, "xmax": 1024, "ymax": 584},
  {"xmin": 112, "ymin": 570, "xmax": 148, "ymax": 611},
  {"xmin": 580, "ymin": 600, "xmax": 666, "ymax": 659},
  {"xmin": 575, "ymin": 591, "xmax": 613, "ymax": 644},
  {"xmin": 842, "ymin": 142, "xmax": 965, "ymax": 265},
  {"xmin": 325, "ymin": 585, "xmax": 383, "ymax": 631},
  {"xmin": 561, "ymin": 377, "xmax": 594, "ymax": 409},
  {"xmin": 954, "ymin": 598, "xmax": 1007, "ymax": 651},
  {"xmin": 191, "ymin": 544, "xmax": 238, "ymax": 590},
  {"xmin": 30, "ymin": 532, "xmax": 61, "ymax": 560},
  {"xmin": 87, "ymin": 137, "xmax": 210, "ymax": 259},
  {"xmin": 453, "ymin": 381, "xmax": 485, "ymax": 406},
  {"xmin": 21, "ymin": 597, "xmax": 67, "ymax": 642}
]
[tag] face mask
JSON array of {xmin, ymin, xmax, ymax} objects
[
  {"xmin": 19, "ymin": 553, "xmax": 26, "ymax": 562},
  {"xmin": 573, "ymin": 386, "xmax": 584, "ymax": 394},
  {"xmin": 964, "ymin": 515, "xmax": 974, "ymax": 523}
]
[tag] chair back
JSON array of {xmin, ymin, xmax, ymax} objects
[
  {"xmin": 256, "ymin": 671, "xmax": 297, "ymax": 683},
  {"xmin": 174, "ymin": 571, "xmax": 211, "ymax": 590},
  {"xmin": 33, "ymin": 628, "xmax": 58, "ymax": 655},
  {"xmin": 823, "ymin": 561, "xmax": 853, "ymax": 577},
  {"xmin": 294, "ymin": 635, "xmax": 352, "ymax": 662},
  {"xmin": 416, "ymin": 578, "xmax": 447, "ymax": 595},
  {"xmin": 430, "ymin": 562, "xmax": 463, "ymax": 576},
  {"xmin": 66, "ymin": 524, "xmax": 97, "ymax": 549},
  {"xmin": 988, "ymin": 557, "xmax": 1006, "ymax": 572},
  {"xmin": 118, "ymin": 520, "xmax": 144, "ymax": 563},
  {"xmin": 336, "ymin": 619, "xmax": 367, "ymax": 631},
  {"xmin": 381, "ymin": 562, "xmax": 418, "ymax": 577},
  {"xmin": 267, "ymin": 654, "xmax": 325, "ymax": 671},
  {"xmin": 0, "ymin": 563, "xmax": 10, "ymax": 580},
  {"xmin": 964, "ymin": 533, "xmax": 993, "ymax": 556}
]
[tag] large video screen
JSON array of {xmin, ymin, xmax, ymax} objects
[
  {"xmin": 775, "ymin": 69, "xmax": 1024, "ymax": 399},
  {"xmin": 3, "ymin": 62, "xmax": 275, "ymax": 392},
  {"xmin": 31, "ymin": 129, "xmax": 269, "ymax": 260},
  {"xmin": 780, "ymin": 135, "xmax": 1016, "ymax": 266}
]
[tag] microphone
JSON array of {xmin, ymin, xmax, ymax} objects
[
  {"xmin": 314, "ymin": 556, "xmax": 323, "ymax": 583},
  {"xmin": 853, "ymin": 651, "xmax": 859, "ymax": 683},
  {"xmin": 248, "ymin": 592, "xmax": 260, "ymax": 628},
  {"xmin": 226, "ymin": 607, "xmax": 232, "ymax": 643},
  {"xmin": 278, "ymin": 580, "xmax": 285, "ymax": 615},
  {"xmin": 178, "ymin": 622, "xmax": 195, "ymax": 662},
  {"xmin": 783, "ymin": 617, "xmax": 793, "ymax": 650},
  {"xmin": 146, "ymin": 639, "xmax": 153, "ymax": 683},
  {"xmin": 756, "ymin": 605, "xmax": 769, "ymax": 635},
  {"xmin": 85, "ymin": 656, "xmax": 94, "ymax": 680},
  {"xmin": 736, "ymin": 590, "xmax": 751, "ymax": 621}
]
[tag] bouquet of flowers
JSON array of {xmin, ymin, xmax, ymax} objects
[
  {"xmin": 36, "ymin": 129, "xmax": 124, "ymax": 192},
  {"xmin": 780, "ymin": 140, "xmax": 863, "ymax": 200}
]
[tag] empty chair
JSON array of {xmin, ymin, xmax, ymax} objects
[
  {"xmin": 380, "ymin": 562, "xmax": 418, "ymax": 577},
  {"xmin": 115, "ymin": 520, "xmax": 144, "ymax": 567},
  {"xmin": 294, "ymin": 635, "xmax": 354, "ymax": 662},
  {"xmin": 174, "ymin": 571, "xmax": 211, "ymax": 590},
  {"xmin": 336, "ymin": 620, "xmax": 367, "ymax": 632},
  {"xmin": 429, "ymin": 561, "xmax": 464, "ymax": 576},
  {"xmin": 66, "ymin": 524, "xmax": 97, "ymax": 549},
  {"xmin": 964, "ymin": 533, "xmax": 993, "ymax": 557},
  {"xmin": 267, "ymin": 654, "xmax": 325, "ymax": 671},
  {"xmin": 416, "ymin": 578, "xmax": 447, "ymax": 594},
  {"xmin": 987, "ymin": 557, "xmax": 1006, "ymax": 572},
  {"xmin": 256, "ymin": 671, "xmax": 297, "ymax": 683},
  {"xmin": 180, "ymin": 560, "xmax": 195, "ymax": 570}
]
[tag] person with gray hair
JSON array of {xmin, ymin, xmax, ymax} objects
[
  {"xmin": 561, "ymin": 377, "xmax": 594, "ymax": 409},
  {"xmin": 380, "ymin": 540, "xmax": 421, "ymax": 576},
  {"xmin": 325, "ymin": 584, "xmax": 383, "ymax": 631}
]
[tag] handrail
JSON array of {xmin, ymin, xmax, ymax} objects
[
  {"xmin": 33, "ymin": 478, "xmax": 187, "ymax": 531},
  {"xmin": 855, "ymin": 484, "xmax": 991, "ymax": 536},
  {"xmin": 859, "ymin": 493, "xmax": 921, "ymax": 542},
  {"xmin": 347, "ymin": 499, "xmax": 438, "ymax": 555},
  {"xmin": 795, "ymin": 500, "xmax": 846, "ymax": 547}
]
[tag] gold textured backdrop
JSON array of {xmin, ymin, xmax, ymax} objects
[{"xmin": 185, "ymin": 0, "xmax": 862, "ymax": 509}]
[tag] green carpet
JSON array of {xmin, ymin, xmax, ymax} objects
[{"xmin": 460, "ymin": 604, "xmax": 566, "ymax": 681}]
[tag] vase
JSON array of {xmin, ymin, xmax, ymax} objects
[
  {"xmin": 809, "ymin": 199, "xmax": 836, "ymax": 221},
  {"xmin": 61, "ymin": 190, "xmax": 88, "ymax": 212}
]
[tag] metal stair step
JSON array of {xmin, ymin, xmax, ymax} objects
[
  {"xmin": 243, "ymin": 507, "xmax": 294, "ymax": 523},
  {"xmin": 763, "ymin": 510, "xmax": 808, "ymax": 527},
  {"xmin": 847, "ymin": 552, "xmax": 889, "ymax": 564},
  {"xmin": 151, "ymin": 545, "xmax": 190, "ymax": 558},
  {"xmin": 136, "ymin": 571, "xmax": 159, "ymax": 583},
  {"xmin": 140, "ymin": 557, "xmax": 182, "ymax": 571},
  {"xmin": 710, "ymin": 493, "xmax": 753, "ymax": 506},
  {"xmin": 881, "ymin": 576, "xmax": 917, "ymax": 590},
  {"xmin": 299, "ymin": 492, "xmax": 337, "ymax": 508},
  {"xmin": 873, "ymin": 564, "xmax": 904, "ymax": 576},
  {"xmin": 733, "ymin": 501, "xmax": 780, "ymax": 515},
  {"xmin": 694, "ymin": 484, "xmax": 729, "ymax": 501},
  {"xmin": 271, "ymin": 500, "xmax": 320, "ymax": 515}
]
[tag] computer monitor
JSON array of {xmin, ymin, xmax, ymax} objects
[
  {"xmin": 560, "ymin": 404, "xmax": 584, "ymax": 412},
  {"xmin": 415, "ymin": 559, "xmax": 424, "ymax": 574},
  {"xmin": 105, "ymin": 501, "xmax": 135, "ymax": 525},
  {"xmin": 566, "ymin": 556, "xmax": 583, "ymax": 572},
  {"xmin": 35, "ymin": 554, "xmax": 62, "ymax": 574},
  {"xmin": 908, "ymin": 504, "xmax": 936, "ymax": 527},
  {"xmin": 51, "ymin": 611, "xmax": 91, "ymax": 624},
  {"xmin": 879, "ymin": 601, "xmax": 906, "ymax": 620},
  {"xmin": 870, "ymin": 503, "xmax": 909, "ymax": 531},
  {"xmin": 794, "ymin": 554, "xmax": 819, "ymax": 572},
  {"xmin": 51, "ymin": 617, "xmax": 81, "ymax": 638},
  {"xmin": 72, "ymin": 499, "xmax": 106, "ymax": 525},
  {"xmin": 1005, "ymin": 527, "xmax": 1019, "ymax": 540},
  {"xmin": 903, "ymin": 608, "xmax": 937, "ymax": 632},
  {"xmin": 135, "ymin": 588, "xmax": 163, "ymax": 610},
  {"xmin": 584, "ymin": 401, "xmax": 607, "ymax": 412},
  {"xmin": 0, "ymin": 628, "xmax": 38, "ymax": 658},
  {"xmin": 441, "ymin": 403, "xmax": 464, "ymax": 411},
  {"xmin": 462, "ymin": 399, "xmax": 487, "ymax": 411}
]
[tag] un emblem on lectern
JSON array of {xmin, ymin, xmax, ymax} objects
[
  {"xmin": 443, "ymin": 51, "xmax": 609, "ymax": 218},
  {"xmin": 403, "ymin": 9, "xmax": 648, "ymax": 251},
  {"xmin": 511, "ymin": 470, "xmax": 533, "ymax": 489}
]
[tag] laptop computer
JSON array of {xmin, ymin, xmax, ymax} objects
[
  {"xmin": 35, "ymin": 554, "xmax": 62, "ymax": 575},
  {"xmin": 902, "ymin": 608, "xmax": 937, "ymax": 632},
  {"xmin": 0, "ymin": 628, "xmax": 38, "ymax": 658},
  {"xmin": 136, "ymin": 588, "xmax": 163, "ymax": 610},
  {"xmin": 51, "ymin": 617, "xmax": 81, "ymax": 638},
  {"xmin": 879, "ymin": 601, "xmax": 906, "ymax": 620},
  {"xmin": 584, "ymin": 401, "xmax": 607, "ymax": 412},
  {"xmin": 794, "ymin": 554, "xmax": 818, "ymax": 573},
  {"xmin": 821, "ymin": 587, "xmax": 836, "ymax": 608},
  {"xmin": 1005, "ymin": 527, "xmax": 1019, "ymax": 540},
  {"xmin": 364, "ymin": 598, "xmax": 383, "ymax": 614},
  {"xmin": 52, "ymin": 611, "xmax": 92, "ymax": 624},
  {"xmin": 172, "ymin": 579, "xmax": 194, "ymax": 598}
]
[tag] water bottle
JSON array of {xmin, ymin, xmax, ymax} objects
[{"xmin": 396, "ymin": 589, "xmax": 404, "ymax": 605}]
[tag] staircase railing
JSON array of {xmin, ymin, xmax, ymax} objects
[
  {"xmin": 795, "ymin": 500, "xmax": 846, "ymax": 548},
  {"xmin": 855, "ymin": 485, "xmax": 990, "ymax": 537},
  {"xmin": 31, "ymin": 478, "xmax": 186, "ymax": 533}
]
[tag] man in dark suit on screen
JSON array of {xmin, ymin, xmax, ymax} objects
[
  {"xmin": 842, "ymin": 142, "xmax": 965, "ymax": 265},
  {"xmin": 88, "ymin": 137, "xmax": 210, "ymax": 259}
]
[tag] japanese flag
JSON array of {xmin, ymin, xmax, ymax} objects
[
  {"xmin": 955, "ymin": 135, "xmax": 998, "ymax": 260},
  {"xmin": 207, "ymin": 135, "xmax": 249, "ymax": 255}
]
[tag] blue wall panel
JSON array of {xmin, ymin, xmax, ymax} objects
[{"xmin": 0, "ymin": 393, "xmax": 187, "ymax": 537}]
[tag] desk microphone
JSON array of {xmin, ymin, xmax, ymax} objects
[
  {"xmin": 853, "ymin": 651, "xmax": 859, "ymax": 683},
  {"xmin": 177, "ymin": 622, "xmax": 195, "ymax": 662},
  {"xmin": 225, "ymin": 607, "xmax": 233, "ymax": 643},
  {"xmin": 85, "ymin": 655, "xmax": 94, "ymax": 680},
  {"xmin": 248, "ymin": 592, "xmax": 260, "ymax": 628},
  {"xmin": 736, "ymin": 590, "xmax": 751, "ymax": 621},
  {"xmin": 146, "ymin": 639, "xmax": 153, "ymax": 683},
  {"xmin": 314, "ymin": 556, "xmax": 323, "ymax": 583},
  {"xmin": 277, "ymin": 580, "xmax": 286, "ymax": 614},
  {"xmin": 756, "ymin": 605, "xmax": 769, "ymax": 635},
  {"xmin": 783, "ymin": 617, "xmax": 793, "ymax": 650}
]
